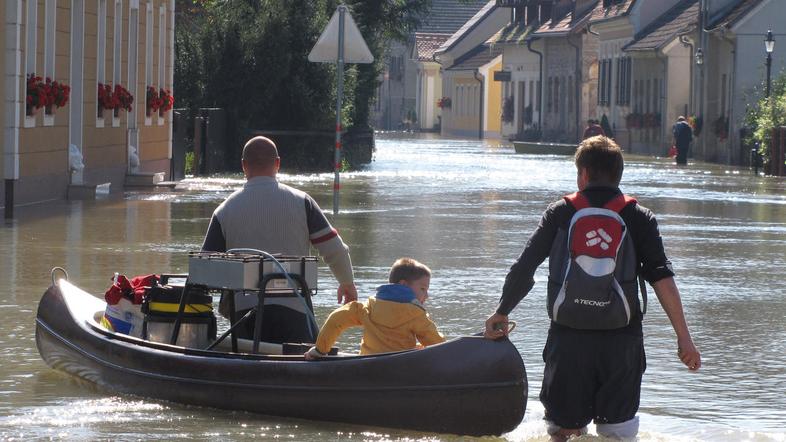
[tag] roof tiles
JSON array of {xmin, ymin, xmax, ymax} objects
[
  {"xmin": 446, "ymin": 43, "xmax": 502, "ymax": 71},
  {"xmin": 708, "ymin": 0, "xmax": 764, "ymax": 29},
  {"xmin": 624, "ymin": 0, "xmax": 699, "ymax": 51},
  {"xmin": 416, "ymin": 0, "xmax": 490, "ymax": 35},
  {"xmin": 589, "ymin": 0, "xmax": 636, "ymax": 23},
  {"xmin": 413, "ymin": 33, "xmax": 451, "ymax": 61}
]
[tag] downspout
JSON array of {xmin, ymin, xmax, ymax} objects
[
  {"xmin": 678, "ymin": 34, "xmax": 695, "ymax": 114},
  {"xmin": 526, "ymin": 37, "xmax": 544, "ymax": 131},
  {"xmin": 474, "ymin": 70, "xmax": 484, "ymax": 140},
  {"xmin": 566, "ymin": 32, "xmax": 582, "ymax": 142}
]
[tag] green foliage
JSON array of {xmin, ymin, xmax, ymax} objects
[
  {"xmin": 175, "ymin": 0, "xmax": 432, "ymax": 132},
  {"xmin": 744, "ymin": 74, "xmax": 786, "ymax": 161},
  {"xmin": 185, "ymin": 151, "xmax": 195, "ymax": 175}
]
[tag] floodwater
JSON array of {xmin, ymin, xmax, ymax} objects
[{"xmin": 2, "ymin": 134, "xmax": 786, "ymax": 441}]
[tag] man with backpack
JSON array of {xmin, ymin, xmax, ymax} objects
[{"xmin": 484, "ymin": 135, "xmax": 701, "ymax": 441}]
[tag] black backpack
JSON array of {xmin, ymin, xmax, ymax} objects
[{"xmin": 546, "ymin": 192, "xmax": 646, "ymax": 330}]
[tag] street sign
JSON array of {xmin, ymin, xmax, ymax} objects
[
  {"xmin": 308, "ymin": 5, "xmax": 374, "ymax": 215},
  {"xmin": 493, "ymin": 70, "xmax": 512, "ymax": 82},
  {"xmin": 308, "ymin": 7, "xmax": 374, "ymax": 64}
]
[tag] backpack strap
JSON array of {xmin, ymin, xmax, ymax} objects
[
  {"xmin": 603, "ymin": 193, "xmax": 637, "ymax": 213},
  {"xmin": 565, "ymin": 192, "xmax": 636, "ymax": 213},
  {"xmin": 564, "ymin": 192, "xmax": 591, "ymax": 210}
]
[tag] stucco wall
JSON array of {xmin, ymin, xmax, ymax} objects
[
  {"xmin": 500, "ymin": 43, "xmax": 542, "ymax": 137},
  {"xmin": 483, "ymin": 56, "xmax": 502, "ymax": 138},
  {"xmin": 441, "ymin": 72, "xmax": 482, "ymax": 138},
  {"xmin": 11, "ymin": 0, "xmax": 174, "ymax": 205}
]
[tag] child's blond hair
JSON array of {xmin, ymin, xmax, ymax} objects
[{"xmin": 388, "ymin": 258, "xmax": 431, "ymax": 284}]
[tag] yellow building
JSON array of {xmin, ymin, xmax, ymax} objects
[
  {"xmin": 2, "ymin": 0, "xmax": 174, "ymax": 213},
  {"xmin": 441, "ymin": 44, "xmax": 503, "ymax": 139}
]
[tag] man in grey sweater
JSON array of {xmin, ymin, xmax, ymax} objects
[{"xmin": 201, "ymin": 136, "xmax": 357, "ymax": 342}]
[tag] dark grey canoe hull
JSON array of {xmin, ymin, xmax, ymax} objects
[{"xmin": 35, "ymin": 280, "xmax": 527, "ymax": 436}]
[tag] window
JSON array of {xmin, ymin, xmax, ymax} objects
[
  {"xmin": 598, "ymin": 59, "xmax": 613, "ymax": 106},
  {"xmin": 568, "ymin": 76, "xmax": 574, "ymax": 114},
  {"xmin": 547, "ymin": 77, "xmax": 553, "ymax": 113},
  {"xmin": 158, "ymin": 3, "xmax": 166, "ymax": 124},
  {"xmin": 554, "ymin": 77, "xmax": 560, "ymax": 114},
  {"xmin": 113, "ymin": 0, "xmax": 123, "ymax": 126},
  {"xmin": 25, "ymin": 0, "xmax": 38, "ymax": 122},
  {"xmin": 537, "ymin": 80, "xmax": 541, "ymax": 110},
  {"xmin": 96, "ymin": 0, "xmax": 107, "ymax": 125},
  {"xmin": 145, "ymin": 1, "xmax": 153, "ymax": 123},
  {"xmin": 44, "ymin": 0, "xmax": 57, "ymax": 123},
  {"xmin": 615, "ymin": 57, "xmax": 632, "ymax": 105}
]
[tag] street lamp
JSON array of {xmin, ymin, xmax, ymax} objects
[
  {"xmin": 765, "ymin": 29, "xmax": 775, "ymax": 97},
  {"xmin": 695, "ymin": 48, "xmax": 704, "ymax": 66}
]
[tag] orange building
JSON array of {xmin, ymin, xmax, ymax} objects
[{"xmin": 2, "ymin": 0, "xmax": 174, "ymax": 212}]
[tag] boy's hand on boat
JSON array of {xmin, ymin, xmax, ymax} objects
[
  {"xmin": 337, "ymin": 283, "xmax": 358, "ymax": 304},
  {"xmin": 304, "ymin": 346, "xmax": 325, "ymax": 361},
  {"xmin": 484, "ymin": 313, "xmax": 510, "ymax": 340}
]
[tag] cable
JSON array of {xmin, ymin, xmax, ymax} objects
[{"xmin": 226, "ymin": 248, "xmax": 318, "ymax": 338}]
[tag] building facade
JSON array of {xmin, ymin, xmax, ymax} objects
[
  {"xmin": 371, "ymin": 0, "xmax": 488, "ymax": 131},
  {"xmin": 2, "ymin": 0, "xmax": 174, "ymax": 212},
  {"xmin": 436, "ymin": 1, "xmax": 510, "ymax": 138}
]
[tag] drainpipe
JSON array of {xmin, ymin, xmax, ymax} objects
[
  {"xmin": 474, "ymin": 70, "xmax": 484, "ymax": 140},
  {"xmin": 566, "ymin": 32, "xmax": 582, "ymax": 142},
  {"xmin": 526, "ymin": 37, "xmax": 544, "ymax": 131}
]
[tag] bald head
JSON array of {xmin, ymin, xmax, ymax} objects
[{"xmin": 242, "ymin": 136, "xmax": 280, "ymax": 178}]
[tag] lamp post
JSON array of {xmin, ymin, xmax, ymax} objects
[{"xmin": 765, "ymin": 29, "xmax": 775, "ymax": 97}]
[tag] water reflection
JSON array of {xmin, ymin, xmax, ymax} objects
[{"xmin": 2, "ymin": 134, "xmax": 786, "ymax": 440}]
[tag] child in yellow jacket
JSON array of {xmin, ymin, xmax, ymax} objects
[{"xmin": 304, "ymin": 258, "xmax": 445, "ymax": 359}]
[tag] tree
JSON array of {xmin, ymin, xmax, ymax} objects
[
  {"xmin": 744, "ymin": 73, "xmax": 786, "ymax": 168},
  {"xmin": 174, "ymin": 0, "xmax": 435, "ymax": 169}
]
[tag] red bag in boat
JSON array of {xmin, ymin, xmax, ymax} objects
[{"xmin": 102, "ymin": 273, "xmax": 158, "ymax": 337}]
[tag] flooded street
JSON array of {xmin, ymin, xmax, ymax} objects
[{"xmin": 2, "ymin": 134, "xmax": 786, "ymax": 441}]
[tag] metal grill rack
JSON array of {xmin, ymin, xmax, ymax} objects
[{"xmin": 170, "ymin": 252, "xmax": 319, "ymax": 354}]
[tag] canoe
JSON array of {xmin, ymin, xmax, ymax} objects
[{"xmin": 35, "ymin": 278, "xmax": 528, "ymax": 436}]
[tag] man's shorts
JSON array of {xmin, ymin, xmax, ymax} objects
[{"xmin": 539, "ymin": 326, "xmax": 646, "ymax": 430}]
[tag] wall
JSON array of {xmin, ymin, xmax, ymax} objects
[
  {"xmin": 441, "ymin": 72, "xmax": 482, "ymax": 138},
  {"xmin": 17, "ymin": 0, "xmax": 69, "ymax": 203},
  {"xmin": 500, "ymin": 43, "xmax": 541, "ymax": 138},
  {"xmin": 416, "ymin": 62, "xmax": 442, "ymax": 130},
  {"xmin": 542, "ymin": 37, "xmax": 580, "ymax": 142},
  {"xmin": 482, "ymin": 56, "xmax": 502, "ymax": 138},
  {"xmin": 0, "ymin": 2, "xmax": 6, "ymax": 207},
  {"xmin": 664, "ymin": 41, "xmax": 691, "ymax": 135},
  {"xmin": 11, "ymin": 0, "xmax": 174, "ymax": 206}
]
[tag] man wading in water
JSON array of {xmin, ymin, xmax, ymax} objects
[{"xmin": 484, "ymin": 136, "xmax": 701, "ymax": 441}]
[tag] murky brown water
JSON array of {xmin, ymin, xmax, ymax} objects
[{"xmin": 2, "ymin": 134, "xmax": 786, "ymax": 441}]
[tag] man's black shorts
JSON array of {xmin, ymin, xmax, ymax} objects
[{"xmin": 539, "ymin": 326, "xmax": 646, "ymax": 429}]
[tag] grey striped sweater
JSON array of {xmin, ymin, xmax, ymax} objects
[{"xmin": 201, "ymin": 176, "xmax": 354, "ymax": 284}]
